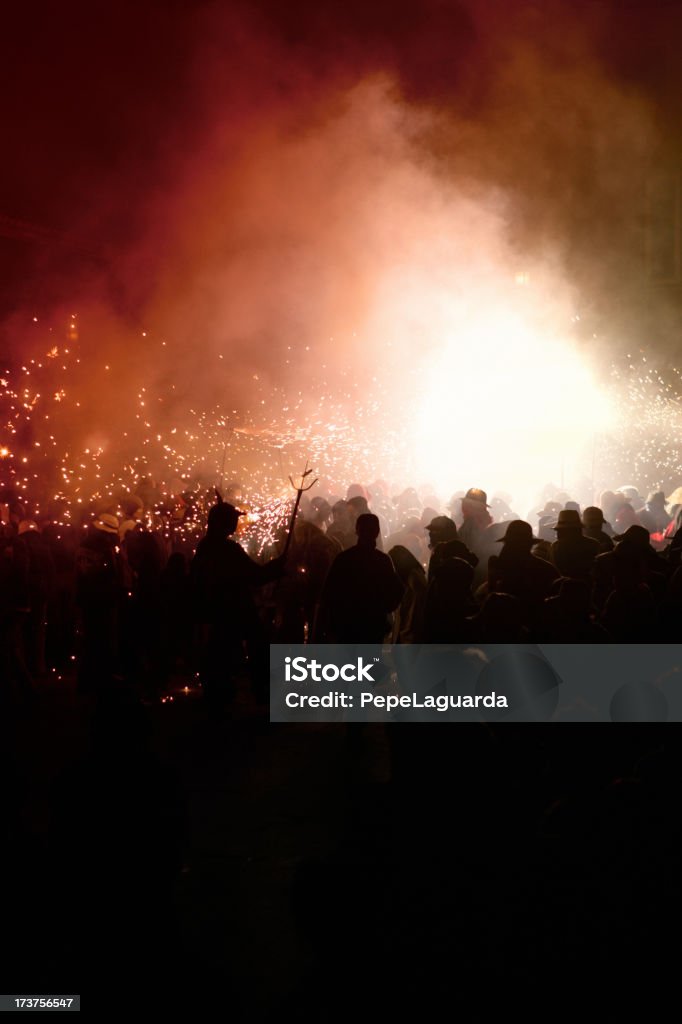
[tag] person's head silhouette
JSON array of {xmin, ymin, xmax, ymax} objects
[
  {"xmin": 207, "ymin": 501, "xmax": 243, "ymax": 537},
  {"xmin": 356, "ymin": 512, "xmax": 380, "ymax": 547}
]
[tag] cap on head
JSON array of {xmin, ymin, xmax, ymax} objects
[{"xmin": 426, "ymin": 515, "xmax": 457, "ymax": 538}]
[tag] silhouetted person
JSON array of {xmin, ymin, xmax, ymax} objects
[
  {"xmin": 318, "ymin": 513, "xmax": 403, "ymax": 642},
  {"xmin": 666, "ymin": 509, "xmax": 682, "ymax": 565},
  {"xmin": 637, "ymin": 491, "xmax": 670, "ymax": 535},
  {"xmin": 385, "ymin": 516, "xmax": 426, "ymax": 565},
  {"xmin": 326, "ymin": 500, "xmax": 356, "ymax": 551},
  {"xmin": 425, "ymin": 516, "xmax": 478, "ymax": 581},
  {"xmin": 592, "ymin": 550, "xmax": 617, "ymax": 614},
  {"xmin": 423, "ymin": 555, "xmax": 476, "ymax": 642},
  {"xmin": 191, "ymin": 501, "xmax": 284, "ymax": 704},
  {"xmin": 550, "ymin": 509, "xmax": 599, "ymax": 580},
  {"xmin": 488, "ymin": 519, "xmax": 558, "ymax": 629},
  {"xmin": 541, "ymin": 578, "xmax": 609, "ymax": 641},
  {"xmin": 581, "ymin": 507, "xmax": 614, "ymax": 552},
  {"xmin": 601, "ymin": 541, "xmax": 658, "ymax": 641},
  {"xmin": 277, "ymin": 519, "xmax": 340, "ymax": 641},
  {"xmin": 308, "ymin": 496, "xmax": 333, "ymax": 532},
  {"xmin": 458, "ymin": 488, "xmax": 493, "ymax": 559},
  {"xmin": 388, "ymin": 545, "xmax": 427, "ymax": 643},
  {"xmin": 347, "ymin": 494, "xmax": 384, "ymax": 550},
  {"xmin": 613, "ymin": 524, "xmax": 669, "ymax": 602},
  {"xmin": 599, "ymin": 489, "xmax": 620, "ymax": 528},
  {"xmin": 425, "ymin": 514, "xmax": 457, "ymax": 547},
  {"xmin": 613, "ymin": 501, "xmax": 640, "ymax": 534}
]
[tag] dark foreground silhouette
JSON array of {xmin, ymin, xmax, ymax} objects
[{"xmin": 2, "ymin": 477, "xmax": 682, "ymax": 1010}]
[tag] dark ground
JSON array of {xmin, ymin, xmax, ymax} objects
[{"xmin": 2, "ymin": 672, "xmax": 679, "ymax": 1016}]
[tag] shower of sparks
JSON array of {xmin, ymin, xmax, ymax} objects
[{"xmin": 1, "ymin": 313, "xmax": 681, "ymax": 555}]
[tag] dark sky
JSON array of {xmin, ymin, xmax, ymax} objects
[{"xmin": 1, "ymin": 0, "xmax": 681, "ymax": 317}]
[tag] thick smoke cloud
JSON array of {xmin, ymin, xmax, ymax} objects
[{"xmin": 1, "ymin": 0, "xmax": 679, "ymax": 507}]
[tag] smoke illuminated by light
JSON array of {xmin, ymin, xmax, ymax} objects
[
  {"xmin": 406, "ymin": 303, "xmax": 615, "ymax": 508},
  {"xmin": 1, "ymin": 72, "xmax": 680, "ymax": 526}
]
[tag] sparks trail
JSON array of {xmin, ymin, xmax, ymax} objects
[{"xmin": 2, "ymin": 312, "xmax": 682, "ymax": 523}]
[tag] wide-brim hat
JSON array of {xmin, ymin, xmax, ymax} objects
[
  {"xmin": 463, "ymin": 488, "xmax": 490, "ymax": 507},
  {"xmin": 495, "ymin": 520, "xmax": 539, "ymax": 544},
  {"xmin": 615, "ymin": 524, "xmax": 651, "ymax": 549},
  {"xmin": 553, "ymin": 509, "xmax": 582, "ymax": 530}
]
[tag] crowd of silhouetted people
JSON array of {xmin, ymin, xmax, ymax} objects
[
  {"xmin": 3, "ymin": 475, "xmax": 682, "ymax": 1003},
  {"xmin": 2, "ymin": 477, "xmax": 682, "ymax": 700}
]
